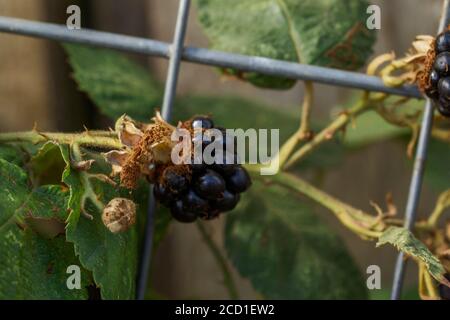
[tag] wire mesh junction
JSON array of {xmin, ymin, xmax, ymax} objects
[{"xmin": 0, "ymin": 0, "xmax": 449, "ymax": 300}]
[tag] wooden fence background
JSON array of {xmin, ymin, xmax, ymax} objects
[{"xmin": 0, "ymin": 0, "xmax": 443, "ymax": 299}]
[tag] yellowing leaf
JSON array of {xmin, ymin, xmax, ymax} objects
[{"xmin": 377, "ymin": 227, "xmax": 449, "ymax": 286}]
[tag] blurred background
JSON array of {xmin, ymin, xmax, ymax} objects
[{"xmin": 0, "ymin": 0, "xmax": 445, "ymax": 299}]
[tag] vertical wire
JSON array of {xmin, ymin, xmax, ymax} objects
[
  {"xmin": 390, "ymin": 0, "xmax": 450, "ymax": 300},
  {"xmin": 136, "ymin": 0, "xmax": 191, "ymax": 300}
]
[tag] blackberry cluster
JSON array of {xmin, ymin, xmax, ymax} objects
[
  {"xmin": 153, "ymin": 116, "xmax": 252, "ymax": 223},
  {"xmin": 426, "ymin": 31, "xmax": 450, "ymax": 117}
]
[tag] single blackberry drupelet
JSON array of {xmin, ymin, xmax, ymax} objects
[
  {"xmin": 426, "ymin": 30, "xmax": 450, "ymax": 117},
  {"xmin": 153, "ymin": 116, "xmax": 252, "ymax": 223}
]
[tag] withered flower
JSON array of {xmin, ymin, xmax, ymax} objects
[
  {"xmin": 379, "ymin": 35, "xmax": 436, "ymax": 91},
  {"xmin": 103, "ymin": 112, "xmax": 188, "ymax": 189}
]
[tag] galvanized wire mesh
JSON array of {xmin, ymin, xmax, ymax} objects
[{"xmin": 0, "ymin": 0, "xmax": 448, "ymax": 300}]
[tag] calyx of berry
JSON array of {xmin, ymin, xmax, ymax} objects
[
  {"xmin": 103, "ymin": 112, "xmax": 181, "ymax": 189},
  {"xmin": 377, "ymin": 35, "xmax": 436, "ymax": 91}
]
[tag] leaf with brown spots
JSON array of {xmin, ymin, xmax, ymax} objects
[{"xmin": 197, "ymin": 0, "xmax": 376, "ymax": 89}]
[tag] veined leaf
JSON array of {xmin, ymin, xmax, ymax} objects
[
  {"xmin": 64, "ymin": 44, "xmax": 162, "ymax": 122},
  {"xmin": 197, "ymin": 0, "xmax": 376, "ymax": 88},
  {"xmin": 0, "ymin": 225, "xmax": 89, "ymax": 299},
  {"xmin": 57, "ymin": 143, "xmax": 139, "ymax": 299},
  {"xmin": 29, "ymin": 142, "xmax": 67, "ymax": 186},
  {"xmin": 0, "ymin": 158, "xmax": 29, "ymax": 228},
  {"xmin": 225, "ymin": 177, "xmax": 368, "ymax": 299},
  {"xmin": 17, "ymin": 185, "xmax": 69, "ymax": 222},
  {"xmin": 0, "ymin": 144, "xmax": 27, "ymax": 166},
  {"xmin": 0, "ymin": 158, "xmax": 89, "ymax": 299},
  {"xmin": 377, "ymin": 227, "xmax": 449, "ymax": 285}
]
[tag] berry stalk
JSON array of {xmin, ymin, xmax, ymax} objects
[
  {"xmin": 269, "ymin": 171, "xmax": 431, "ymax": 240},
  {"xmin": 283, "ymin": 93, "xmax": 371, "ymax": 170},
  {"xmin": 0, "ymin": 130, "xmax": 121, "ymax": 149},
  {"xmin": 273, "ymin": 81, "xmax": 315, "ymax": 168}
]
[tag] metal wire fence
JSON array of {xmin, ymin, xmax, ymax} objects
[{"xmin": 0, "ymin": 0, "xmax": 448, "ymax": 300}]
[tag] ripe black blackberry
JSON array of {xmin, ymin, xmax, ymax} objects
[
  {"xmin": 153, "ymin": 116, "xmax": 252, "ymax": 223},
  {"xmin": 425, "ymin": 30, "xmax": 450, "ymax": 117}
]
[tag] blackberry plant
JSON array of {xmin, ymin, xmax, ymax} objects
[{"xmin": 0, "ymin": 0, "xmax": 449, "ymax": 301}]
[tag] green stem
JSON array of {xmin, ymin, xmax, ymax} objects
[
  {"xmin": 196, "ymin": 221, "xmax": 239, "ymax": 300},
  {"xmin": 0, "ymin": 131, "xmax": 121, "ymax": 149},
  {"xmin": 267, "ymin": 172, "xmax": 435, "ymax": 239},
  {"xmin": 269, "ymin": 172, "xmax": 383, "ymax": 239},
  {"xmin": 272, "ymin": 81, "xmax": 314, "ymax": 168},
  {"xmin": 283, "ymin": 94, "xmax": 370, "ymax": 170}
]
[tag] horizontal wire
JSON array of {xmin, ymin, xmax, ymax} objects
[{"xmin": 0, "ymin": 15, "xmax": 422, "ymax": 98}]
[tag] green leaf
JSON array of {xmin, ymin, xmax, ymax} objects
[
  {"xmin": 196, "ymin": 0, "xmax": 376, "ymax": 88},
  {"xmin": 0, "ymin": 158, "xmax": 29, "ymax": 228},
  {"xmin": 0, "ymin": 158, "xmax": 89, "ymax": 299},
  {"xmin": 376, "ymin": 226, "xmax": 448, "ymax": 285},
  {"xmin": 0, "ymin": 224, "xmax": 89, "ymax": 299},
  {"xmin": 225, "ymin": 177, "xmax": 368, "ymax": 299},
  {"xmin": 82, "ymin": 150, "xmax": 171, "ymax": 250},
  {"xmin": 174, "ymin": 94, "xmax": 343, "ymax": 169},
  {"xmin": 64, "ymin": 44, "xmax": 162, "ymax": 122},
  {"xmin": 17, "ymin": 185, "xmax": 70, "ymax": 222},
  {"xmin": 29, "ymin": 142, "xmax": 67, "ymax": 186},
  {"xmin": 0, "ymin": 145, "xmax": 27, "ymax": 166},
  {"xmin": 56, "ymin": 143, "xmax": 140, "ymax": 299}
]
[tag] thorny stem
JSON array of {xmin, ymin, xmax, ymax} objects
[
  {"xmin": 273, "ymin": 81, "xmax": 315, "ymax": 168},
  {"xmin": 196, "ymin": 221, "xmax": 239, "ymax": 300},
  {"xmin": 299, "ymin": 81, "xmax": 314, "ymax": 139},
  {"xmin": 268, "ymin": 171, "xmax": 382, "ymax": 239},
  {"xmin": 283, "ymin": 93, "xmax": 371, "ymax": 170},
  {"xmin": 266, "ymin": 171, "xmax": 431, "ymax": 240},
  {"xmin": 0, "ymin": 131, "xmax": 121, "ymax": 149}
]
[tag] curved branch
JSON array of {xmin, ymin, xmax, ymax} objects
[
  {"xmin": 0, "ymin": 131, "xmax": 121, "ymax": 149},
  {"xmin": 273, "ymin": 81, "xmax": 314, "ymax": 168},
  {"xmin": 283, "ymin": 94, "xmax": 371, "ymax": 170}
]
